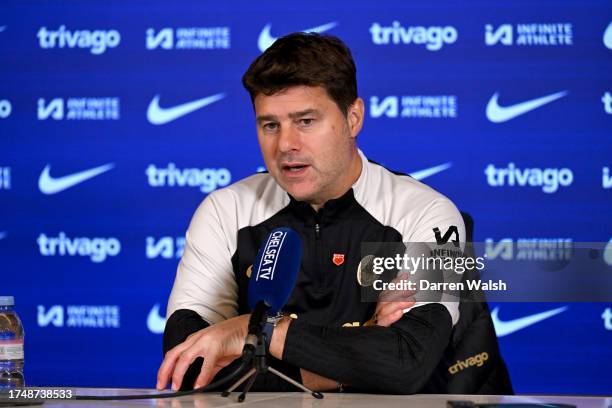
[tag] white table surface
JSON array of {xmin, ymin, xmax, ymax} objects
[{"xmin": 7, "ymin": 388, "xmax": 609, "ymax": 408}]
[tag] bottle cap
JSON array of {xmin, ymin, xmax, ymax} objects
[{"xmin": 0, "ymin": 296, "xmax": 15, "ymax": 306}]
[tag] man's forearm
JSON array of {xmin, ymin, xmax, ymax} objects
[
  {"xmin": 269, "ymin": 303, "xmax": 452, "ymax": 394},
  {"xmin": 269, "ymin": 317, "xmax": 339, "ymax": 391},
  {"xmin": 164, "ymin": 309, "xmax": 304, "ymax": 391}
]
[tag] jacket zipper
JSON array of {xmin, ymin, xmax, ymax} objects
[{"xmin": 314, "ymin": 217, "xmax": 323, "ymax": 290}]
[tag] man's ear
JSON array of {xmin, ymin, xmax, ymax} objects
[{"xmin": 347, "ymin": 98, "xmax": 364, "ymax": 139}]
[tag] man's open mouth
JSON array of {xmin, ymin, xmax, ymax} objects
[{"xmin": 282, "ymin": 164, "xmax": 309, "ymax": 173}]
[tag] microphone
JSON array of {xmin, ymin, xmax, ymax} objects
[{"xmin": 243, "ymin": 227, "xmax": 302, "ymax": 357}]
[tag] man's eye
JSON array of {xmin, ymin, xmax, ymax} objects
[
  {"xmin": 263, "ymin": 123, "xmax": 278, "ymax": 131},
  {"xmin": 300, "ymin": 118, "xmax": 314, "ymax": 126}
]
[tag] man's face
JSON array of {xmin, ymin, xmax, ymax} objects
[{"xmin": 254, "ymin": 86, "xmax": 362, "ymax": 206}]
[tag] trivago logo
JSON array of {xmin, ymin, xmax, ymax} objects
[
  {"xmin": 370, "ymin": 21, "xmax": 458, "ymax": 50},
  {"xmin": 146, "ymin": 163, "xmax": 231, "ymax": 193},
  {"xmin": 37, "ymin": 232, "xmax": 121, "ymax": 263},
  {"xmin": 485, "ymin": 163, "xmax": 573, "ymax": 193},
  {"xmin": 448, "ymin": 352, "xmax": 488, "ymax": 375},
  {"xmin": 37, "ymin": 25, "xmax": 121, "ymax": 55}
]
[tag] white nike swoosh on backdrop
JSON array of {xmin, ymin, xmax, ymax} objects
[
  {"xmin": 486, "ymin": 91, "xmax": 568, "ymax": 123},
  {"xmin": 147, "ymin": 304, "xmax": 166, "ymax": 334},
  {"xmin": 147, "ymin": 93, "xmax": 226, "ymax": 125},
  {"xmin": 604, "ymin": 21, "xmax": 612, "ymax": 50},
  {"xmin": 410, "ymin": 163, "xmax": 452, "ymax": 180},
  {"xmin": 491, "ymin": 306, "xmax": 568, "ymax": 337},
  {"xmin": 258, "ymin": 22, "xmax": 338, "ymax": 52},
  {"xmin": 38, "ymin": 163, "xmax": 115, "ymax": 195}
]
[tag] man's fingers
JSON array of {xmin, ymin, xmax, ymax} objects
[
  {"xmin": 171, "ymin": 348, "xmax": 204, "ymax": 391},
  {"xmin": 156, "ymin": 344, "xmax": 190, "ymax": 390},
  {"xmin": 377, "ymin": 309, "xmax": 405, "ymax": 327},
  {"xmin": 155, "ymin": 316, "xmax": 248, "ymax": 391},
  {"xmin": 376, "ymin": 300, "xmax": 414, "ymax": 318},
  {"xmin": 156, "ymin": 331, "xmax": 205, "ymax": 390},
  {"xmin": 193, "ymin": 347, "xmax": 222, "ymax": 389},
  {"xmin": 157, "ymin": 350, "xmax": 181, "ymax": 390},
  {"xmin": 378, "ymin": 273, "xmax": 416, "ymax": 302},
  {"xmin": 375, "ymin": 301, "xmax": 415, "ymax": 327},
  {"xmin": 194, "ymin": 355, "xmax": 237, "ymax": 389}
]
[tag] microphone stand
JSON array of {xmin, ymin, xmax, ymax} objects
[{"xmin": 221, "ymin": 308, "xmax": 324, "ymax": 402}]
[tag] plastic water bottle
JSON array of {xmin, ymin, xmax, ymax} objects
[{"xmin": 0, "ymin": 296, "xmax": 25, "ymax": 389}]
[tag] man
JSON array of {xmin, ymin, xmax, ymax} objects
[{"xmin": 157, "ymin": 33, "xmax": 512, "ymax": 394}]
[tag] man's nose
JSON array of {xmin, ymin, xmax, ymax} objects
[{"xmin": 278, "ymin": 124, "xmax": 301, "ymax": 153}]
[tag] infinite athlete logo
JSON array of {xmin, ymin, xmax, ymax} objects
[
  {"xmin": 146, "ymin": 236, "xmax": 185, "ymax": 259},
  {"xmin": 485, "ymin": 23, "xmax": 572, "ymax": 47},
  {"xmin": 433, "ymin": 226, "xmax": 459, "ymax": 247},
  {"xmin": 37, "ymin": 97, "xmax": 120, "ymax": 121},
  {"xmin": 369, "ymin": 95, "xmax": 458, "ymax": 119},
  {"xmin": 485, "ymin": 238, "xmax": 572, "ymax": 261},
  {"xmin": 37, "ymin": 305, "xmax": 64, "ymax": 327},
  {"xmin": 146, "ymin": 27, "xmax": 230, "ymax": 50},
  {"xmin": 38, "ymin": 305, "xmax": 120, "ymax": 328}
]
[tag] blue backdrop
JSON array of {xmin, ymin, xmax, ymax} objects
[{"xmin": 1, "ymin": 0, "xmax": 611, "ymax": 394}]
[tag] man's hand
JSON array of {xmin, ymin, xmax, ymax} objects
[
  {"xmin": 156, "ymin": 272, "xmax": 414, "ymax": 392},
  {"xmin": 156, "ymin": 314, "xmax": 249, "ymax": 391},
  {"xmin": 374, "ymin": 273, "xmax": 416, "ymax": 327}
]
